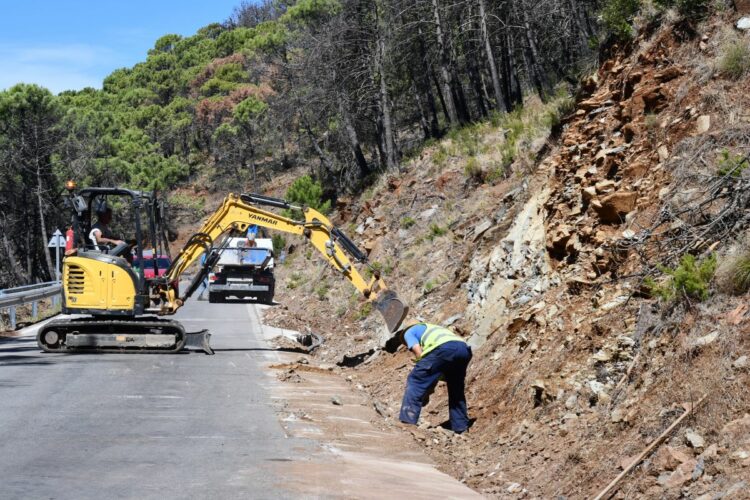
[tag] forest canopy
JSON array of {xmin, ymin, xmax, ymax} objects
[{"xmin": 0, "ymin": 0, "xmax": 605, "ymax": 286}]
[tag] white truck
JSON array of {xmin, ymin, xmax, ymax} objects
[{"xmin": 208, "ymin": 237, "xmax": 275, "ymax": 304}]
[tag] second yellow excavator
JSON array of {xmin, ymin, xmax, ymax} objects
[{"xmin": 37, "ymin": 186, "xmax": 408, "ymax": 354}]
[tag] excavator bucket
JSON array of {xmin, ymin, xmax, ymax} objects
[{"xmin": 373, "ymin": 289, "xmax": 409, "ymax": 333}]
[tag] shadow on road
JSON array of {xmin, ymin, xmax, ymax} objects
[{"xmin": 212, "ymin": 347, "xmax": 309, "ymax": 353}]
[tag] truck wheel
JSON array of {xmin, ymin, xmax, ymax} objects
[{"xmin": 208, "ymin": 292, "xmax": 221, "ymax": 303}]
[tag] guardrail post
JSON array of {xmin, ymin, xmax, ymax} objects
[
  {"xmin": 9, "ymin": 306, "xmax": 16, "ymax": 330},
  {"xmin": 32, "ymin": 301, "xmax": 38, "ymax": 320}
]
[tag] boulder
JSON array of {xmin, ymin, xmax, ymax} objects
[
  {"xmin": 737, "ymin": 16, "xmax": 750, "ymax": 28},
  {"xmin": 594, "ymin": 191, "xmax": 638, "ymax": 223}
]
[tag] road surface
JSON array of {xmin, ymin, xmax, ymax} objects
[{"xmin": 0, "ymin": 297, "xmax": 479, "ymax": 499}]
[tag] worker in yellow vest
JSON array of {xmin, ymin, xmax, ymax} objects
[{"xmin": 397, "ymin": 321, "xmax": 472, "ymax": 433}]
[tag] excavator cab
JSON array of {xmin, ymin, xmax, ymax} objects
[{"xmin": 63, "ymin": 186, "xmax": 173, "ymax": 314}]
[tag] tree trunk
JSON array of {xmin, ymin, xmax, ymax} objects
[
  {"xmin": 502, "ymin": 28, "xmax": 523, "ymax": 108},
  {"xmin": 0, "ymin": 216, "xmax": 30, "ymax": 285},
  {"xmin": 36, "ymin": 164, "xmax": 54, "ymax": 280},
  {"xmin": 375, "ymin": 2, "xmax": 398, "ymax": 171},
  {"xmin": 431, "ymin": 0, "xmax": 459, "ymax": 126},
  {"xmin": 518, "ymin": 2, "xmax": 550, "ymax": 99},
  {"xmin": 339, "ymin": 99, "xmax": 371, "ymax": 179},
  {"xmin": 478, "ymin": 0, "xmax": 506, "ymax": 112},
  {"xmin": 411, "ymin": 81, "xmax": 432, "ymax": 140}
]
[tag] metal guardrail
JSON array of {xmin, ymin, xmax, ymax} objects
[{"xmin": 0, "ymin": 281, "xmax": 61, "ymax": 330}]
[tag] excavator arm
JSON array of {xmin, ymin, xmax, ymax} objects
[{"xmin": 158, "ymin": 193, "xmax": 408, "ymax": 333}]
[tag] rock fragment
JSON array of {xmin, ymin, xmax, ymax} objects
[
  {"xmin": 696, "ymin": 115, "xmax": 711, "ymax": 134},
  {"xmin": 685, "ymin": 430, "xmax": 705, "ymax": 449},
  {"xmin": 594, "ymin": 191, "xmax": 637, "ymax": 223}
]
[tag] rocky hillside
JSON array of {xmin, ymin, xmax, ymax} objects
[{"xmin": 263, "ymin": 9, "xmax": 750, "ymax": 499}]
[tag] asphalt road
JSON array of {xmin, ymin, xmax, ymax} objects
[{"xmin": 0, "ymin": 297, "xmax": 308, "ymax": 499}]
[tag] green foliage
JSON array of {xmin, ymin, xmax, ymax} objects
[
  {"xmin": 432, "ymin": 145, "xmax": 448, "ymax": 168},
  {"xmin": 464, "ymin": 156, "xmax": 483, "ymax": 182},
  {"xmin": 428, "ymin": 224, "xmax": 447, "ymax": 241},
  {"xmin": 646, "ymin": 254, "xmax": 717, "ymax": 302},
  {"xmin": 233, "ymin": 95, "xmax": 268, "ymax": 125},
  {"xmin": 283, "ymin": 0, "xmax": 342, "ymax": 23},
  {"xmin": 601, "ymin": 0, "xmax": 641, "ymax": 39},
  {"xmin": 356, "ymin": 301, "xmax": 373, "ymax": 320},
  {"xmin": 366, "ymin": 259, "xmax": 393, "ymax": 279},
  {"xmin": 272, "ymin": 234, "xmax": 286, "ymax": 255},
  {"xmin": 719, "ymin": 41, "xmax": 750, "ymax": 80},
  {"xmin": 285, "ymin": 175, "xmax": 332, "ymax": 214},
  {"xmin": 169, "ymin": 193, "xmax": 205, "ymax": 213},
  {"xmin": 716, "ymin": 149, "xmax": 749, "ymax": 177},
  {"xmin": 728, "ymin": 255, "xmax": 750, "ymax": 294},
  {"xmin": 286, "ymin": 271, "xmax": 307, "ymax": 289},
  {"xmin": 400, "ymin": 216, "xmax": 416, "ymax": 229},
  {"xmin": 314, "ymin": 281, "xmax": 330, "ymax": 300}
]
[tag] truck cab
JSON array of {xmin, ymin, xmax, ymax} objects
[{"xmin": 208, "ymin": 237, "xmax": 275, "ymax": 304}]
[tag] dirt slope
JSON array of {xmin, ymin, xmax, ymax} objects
[{"xmin": 255, "ymin": 12, "xmax": 750, "ymax": 499}]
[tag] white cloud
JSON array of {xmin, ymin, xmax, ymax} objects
[{"xmin": 0, "ymin": 43, "xmax": 118, "ymax": 94}]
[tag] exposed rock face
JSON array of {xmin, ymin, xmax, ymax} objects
[{"xmin": 467, "ymin": 187, "xmax": 552, "ymax": 348}]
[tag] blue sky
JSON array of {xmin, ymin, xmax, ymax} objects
[{"xmin": 0, "ymin": 1, "xmax": 242, "ymax": 94}]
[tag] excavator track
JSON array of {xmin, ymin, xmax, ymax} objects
[{"xmin": 37, "ymin": 318, "xmax": 213, "ymax": 354}]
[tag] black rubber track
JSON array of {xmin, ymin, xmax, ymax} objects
[{"xmin": 37, "ymin": 317, "xmax": 187, "ymax": 354}]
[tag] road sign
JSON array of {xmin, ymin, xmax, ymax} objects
[{"xmin": 48, "ymin": 229, "xmax": 65, "ymax": 248}]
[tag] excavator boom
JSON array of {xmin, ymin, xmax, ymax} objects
[{"xmin": 160, "ymin": 193, "xmax": 408, "ymax": 333}]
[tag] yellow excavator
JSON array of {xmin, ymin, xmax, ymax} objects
[{"xmin": 37, "ymin": 184, "xmax": 408, "ymax": 354}]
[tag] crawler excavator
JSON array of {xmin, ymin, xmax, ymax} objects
[{"xmin": 37, "ymin": 184, "xmax": 408, "ymax": 354}]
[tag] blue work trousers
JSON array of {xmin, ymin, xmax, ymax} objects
[{"xmin": 399, "ymin": 341, "xmax": 472, "ymax": 433}]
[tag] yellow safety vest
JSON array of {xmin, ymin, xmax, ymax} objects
[{"xmin": 419, "ymin": 323, "xmax": 465, "ymax": 358}]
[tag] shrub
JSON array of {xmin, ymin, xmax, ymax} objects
[
  {"xmin": 285, "ymin": 174, "xmax": 331, "ymax": 215},
  {"xmin": 272, "ymin": 234, "xmax": 286, "ymax": 255},
  {"xmin": 716, "ymin": 149, "xmax": 749, "ymax": 177},
  {"xmin": 400, "ymin": 216, "xmax": 416, "ymax": 229},
  {"xmin": 357, "ymin": 301, "xmax": 373, "ymax": 320},
  {"xmin": 730, "ymin": 256, "xmax": 750, "ymax": 294},
  {"xmin": 719, "ymin": 41, "xmax": 750, "ymax": 80},
  {"xmin": 314, "ymin": 282, "xmax": 329, "ymax": 300},
  {"xmin": 428, "ymin": 224, "xmax": 447, "ymax": 240},
  {"xmin": 646, "ymin": 254, "xmax": 717, "ymax": 302},
  {"xmin": 433, "ymin": 145, "xmax": 448, "ymax": 168},
  {"xmin": 716, "ymin": 249, "xmax": 750, "ymax": 295},
  {"xmin": 464, "ymin": 156, "xmax": 484, "ymax": 181}
]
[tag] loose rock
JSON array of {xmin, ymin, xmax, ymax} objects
[
  {"xmin": 594, "ymin": 191, "xmax": 637, "ymax": 223},
  {"xmin": 685, "ymin": 430, "xmax": 705, "ymax": 449}
]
